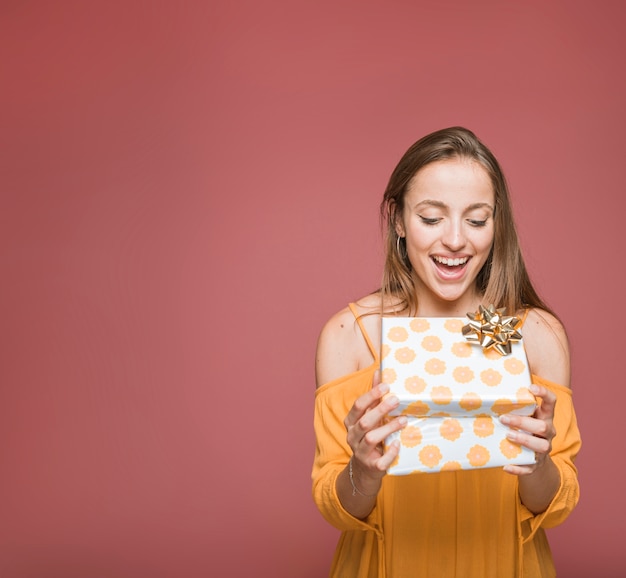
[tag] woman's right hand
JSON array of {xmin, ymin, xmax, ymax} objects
[{"xmin": 344, "ymin": 373, "xmax": 408, "ymax": 497}]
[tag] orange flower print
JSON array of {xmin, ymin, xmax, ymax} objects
[
  {"xmin": 388, "ymin": 326, "xmax": 409, "ymax": 342},
  {"xmin": 419, "ymin": 445, "xmax": 443, "ymax": 468},
  {"xmin": 482, "ymin": 348, "xmax": 501, "ymax": 361},
  {"xmin": 490, "ymin": 398, "xmax": 514, "ymax": 415},
  {"xmin": 503, "ymin": 401, "xmax": 535, "ymax": 414},
  {"xmin": 402, "ymin": 401, "xmax": 430, "ymax": 416},
  {"xmin": 424, "ymin": 358, "xmax": 446, "ymax": 375},
  {"xmin": 451, "ymin": 341, "xmax": 472, "ymax": 358},
  {"xmin": 421, "ymin": 335, "xmax": 443, "ymax": 352},
  {"xmin": 409, "ymin": 318, "xmax": 430, "ymax": 333},
  {"xmin": 480, "ymin": 368, "xmax": 502, "ymax": 387},
  {"xmin": 441, "ymin": 461, "xmax": 462, "ymax": 472},
  {"xmin": 431, "ymin": 386, "xmax": 453, "ymax": 405},
  {"xmin": 467, "ymin": 444, "xmax": 490, "ymax": 467},
  {"xmin": 473, "ymin": 416, "xmax": 495, "ymax": 438},
  {"xmin": 453, "ymin": 366, "xmax": 474, "ymax": 384},
  {"xmin": 516, "ymin": 387, "xmax": 536, "ymax": 405},
  {"xmin": 395, "ymin": 347, "xmax": 416, "ymax": 364},
  {"xmin": 459, "ymin": 392, "xmax": 482, "ymax": 412},
  {"xmin": 431, "ymin": 411, "xmax": 451, "ymax": 417},
  {"xmin": 492, "ymin": 398, "xmax": 535, "ymax": 415},
  {"xmin": 499, "ymin": 438, "xmax": 523, "ymax": 459},
  {"xmin": 503, "ymin": 357, "xmax": 526, "ymax": 375},
  {"xmin": 444, "ymin": 319, "xmax": 464, "ymax": 333},
  {"xmin": 400, "ymin": 425, "xmax": 423, "ymax": 448},
  {"xmin": 405, "ymin": 376, "xmax": 427, "ymax": 394},
  {"xmin": 382, "ymin": 368, "xmax": 397, "ymax": 385},
  {"xmin": 381, "ymin": 344, "xmax": 391, "ymax": 360},
  {"xmin": 440, "ymin": 418, "xmax": 463, "ymax": 441}
]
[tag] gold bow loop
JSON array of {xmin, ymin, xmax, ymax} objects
[{"xmin": 461, "ymin": 305, "xmax": 522, "ymax": 356}]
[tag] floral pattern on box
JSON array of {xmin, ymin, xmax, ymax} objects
[{"xmin": 382, "ymin": 316, "xmax": 536, "ymax": 475}]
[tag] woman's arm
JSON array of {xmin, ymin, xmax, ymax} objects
[
  {"xmin": 315, "ymin": 306, "xmax": 406, "ymax": 520},
  {"xmin": 500, "ymin": 309, "xmax": 572, "ymax": 513}
]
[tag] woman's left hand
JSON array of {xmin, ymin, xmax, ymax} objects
[{"xmin": 499, "ymin": 383, "xmax": 556, "ymax": 476}]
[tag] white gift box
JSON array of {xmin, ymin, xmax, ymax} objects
[{"xmin": 381, "ymin": 316, "xmax": 536, "ymax": 475}]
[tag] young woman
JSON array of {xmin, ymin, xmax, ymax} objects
[{"xmin": 312, "ymin": 127, "xmax": 581, "ymax": 577}]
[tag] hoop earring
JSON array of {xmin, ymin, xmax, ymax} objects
[{"xmin": 396, "ymin": 235, "xmax": 405, "ymax": 260}]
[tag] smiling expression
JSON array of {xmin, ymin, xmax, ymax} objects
[{"xmin": 396, "ymin": 158, "xmax": 495, "ymax": 315}]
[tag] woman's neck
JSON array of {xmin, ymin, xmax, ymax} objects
[{"xmin": 414, "ymin": 290, "xmax": 484, "ymax": 318}]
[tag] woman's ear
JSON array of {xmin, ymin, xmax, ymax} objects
[{"xmin": 390, "ymin": 201, "xmax": 405, "ymax": 238}]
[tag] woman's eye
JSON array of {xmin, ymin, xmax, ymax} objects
[
  {"xmin": 418, "ymin": 215, "xmax": 440, "ymax": 225},
  {"xmin": 468, "ymin": 219, "xmax": 488, "ymax": 227}
]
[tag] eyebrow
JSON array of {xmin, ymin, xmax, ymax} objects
[{"xmin": 414, "ymin": 200, "xmax": 495, "ymax": 212}]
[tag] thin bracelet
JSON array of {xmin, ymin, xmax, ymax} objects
[{"xmin": 349, "ymin": 456, "xmax": 378, "ymax": 498}]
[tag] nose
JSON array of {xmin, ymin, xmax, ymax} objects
[{"xmin": 442, "ymin": 220, "xmax": 466, "ymax": 251}]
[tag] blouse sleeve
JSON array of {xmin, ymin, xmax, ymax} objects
[
  {"xmin": 519, "ymin": 376, "xmax": 582, "ymax": 542},
  {"xmin": 311, "ymin": 368, "xmax": 382, "ymax": 532}
]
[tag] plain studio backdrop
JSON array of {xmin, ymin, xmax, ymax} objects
[{"xmin": 1, "ymin": 1, "xmax": 624, "ymax": 576}]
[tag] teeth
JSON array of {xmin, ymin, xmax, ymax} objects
[{"xmin": 434, "ymin": 256, "xmax": 468, "ymax": 266}]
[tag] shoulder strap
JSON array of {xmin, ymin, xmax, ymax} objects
[{"xmin": 348, "ymin": 303, "xmax": 379, "ymax": 363}]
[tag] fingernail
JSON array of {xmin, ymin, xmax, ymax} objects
[
  {"xmin": 499, "ymin": 414, "xmax": 511, "ymax": 424},
  {"xmin": 398, "ymin": 416, "xmax": 408, "ymax": 426},
  {"xmin": 529, "ymin": 384, "xmax": 539, "ymax": 394},
  {"xmin": 379, "ymin": 383, "xmax": 390, "ymax": 394},
  {"xmin": 387, "ymin": 395, "xmax": 399, "ymax": 405},
  {"xmin": 506, "ymin": 431, "xmax": 517, "ymax": 441}
]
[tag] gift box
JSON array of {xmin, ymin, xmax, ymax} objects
[{"xmin": 381, "ymin": 312, "xmax": 536, "ymax": 475}]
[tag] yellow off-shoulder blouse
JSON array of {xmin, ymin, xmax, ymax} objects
[{"xmin": 312, "ymin": 306, "xmax": 581, "ymax": 578}]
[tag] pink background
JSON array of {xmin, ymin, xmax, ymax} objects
[{"xmin": 1, "ymin": 1, "xmax": 624, "ymax": 576}]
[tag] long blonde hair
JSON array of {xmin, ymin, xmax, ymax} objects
[{"xmin": 380, "ymin": 127, "xmax": 552, "ymax": 317}]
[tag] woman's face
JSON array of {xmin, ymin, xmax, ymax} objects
[{"xmin": 397, "ymin": 158, "xmax": 495, "ymax": 314}]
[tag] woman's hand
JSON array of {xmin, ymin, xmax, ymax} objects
[
  {"xmin": 499, "ymin": 383, "xmax": 561, "ymax": 513},
  {"xmin": 343, "ymin": 371, "xmax": 407, "ymax": 497},
  {"xmin": 499, "ymin": 383, "xmax": 556, "ymax": 476}
]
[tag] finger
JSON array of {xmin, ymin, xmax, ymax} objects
[
  {"xmin": 345, "ymin": 382, "xmax": 390, "ymax": 428},
  {"xmin": 503, "ymin": 463, "xmax": 536, "ymax": 476},
  {"xmin": 530, "ymin": 383, "xmax": 557, "ymax": 419},
  {"xmin": 376, "ymin": 439, "xmax": 401, "ymax": 471},
  {"xmin": 505, "ymin": 428, "xmax": 551, "ymax": 454},
  {"xmin": 360, "ymin": 416, "xmax": 408, "ymax": 450},
  {"xmin": 351, "ymin": 393, "xmax": 400, "ymax": 439},
  {"xmin": 500, "ymin": 413, "xmax": 551, "ymax": 438},
  {"xmin": 371, "ymin": 369, "xmax": 381, "ymax": 389}
]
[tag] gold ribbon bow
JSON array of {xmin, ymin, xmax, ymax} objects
[{"xmin": 462, "ymin": 304, "xmax": 522, "ymax": 356}]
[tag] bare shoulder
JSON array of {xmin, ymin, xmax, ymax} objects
[
  {"xmin": 521, "ymin": 308, "xmax": 571, "ymax": 388},
  {"xmin": 315, "ymin": 293, "xmax": 381, "ymax": 388}
]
